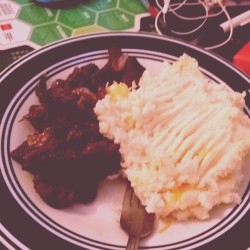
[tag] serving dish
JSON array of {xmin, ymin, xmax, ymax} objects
[{"xmin": 0, "ymin": 32, "xmax": 249, "ymax": 250}]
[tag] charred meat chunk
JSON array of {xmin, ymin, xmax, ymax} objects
[{"xmin": 10, "ymin": 48, "xmax": 145, "ymax": 208}]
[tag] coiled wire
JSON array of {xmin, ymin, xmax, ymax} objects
[{"xmin": 154, "ymin": 0, "xmax": 233, "ymax": 50}]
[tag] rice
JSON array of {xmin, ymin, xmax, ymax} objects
[{"xmin": 94, "ymin": 54, "xmax": 250, "ymax": 220}]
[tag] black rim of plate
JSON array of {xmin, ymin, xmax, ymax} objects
[{"xmin": 0, "ymin": 32, "xmax": 249, "ymax": 250}]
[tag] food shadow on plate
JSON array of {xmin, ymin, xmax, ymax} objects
[{"xmin": 56, "ymin": 176, "xmax": 128, "ymax": 216}]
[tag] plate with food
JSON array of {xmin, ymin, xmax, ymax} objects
[{"xmin": 0, "ymin": 32, "xmax": 249, "ymax": 250}]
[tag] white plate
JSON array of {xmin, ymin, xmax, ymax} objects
[{"xmin": 0, "ymin": 32, "xmax": 249, "ymax": 250}]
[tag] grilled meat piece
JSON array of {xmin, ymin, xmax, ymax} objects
[
  {"xmin": 66, "ymin": 121, "xmax": 101, "ymax": 149},
  {"xmin": 35, "ymin": 74, "xmax": 47, "ymax": 104},
  {"xmin": 65, "ymin": 63, "xmax": 99, "ymax": 91},
  {"xmin": 122, "ymin": 56, "xmax": 145, "ymax": 87},
  {"xmin": 34, "ymin": 174, "xmax": 76, "ymax": 208},
  {"xmin": 11, "ymin": 47, "xmax": 145, "ymax": 208},
  {"xmin": 24, "ymin": 105, "xmax": 47, "ymax": 132}
]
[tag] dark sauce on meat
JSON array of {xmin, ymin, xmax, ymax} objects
[{"xmin": 11, "ymin": 48, "xmax": 145, "ymax": 208}]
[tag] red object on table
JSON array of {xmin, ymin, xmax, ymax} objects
[
  {"xmin": 233, "ymin": 41, "xmax": 250, "ymax": 76},
  {"xmin": 0, "ymin": 23, "xmax": 12, "ymax": 31}
]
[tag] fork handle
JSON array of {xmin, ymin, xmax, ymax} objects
[{"xmin": 126, "ymin": 236, "xmax": 139, "ymax": 250}]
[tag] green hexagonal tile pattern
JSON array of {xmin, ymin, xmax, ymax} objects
[
  {"xmin": 73, "ymin": 25, "xmax": 107, "ymax": 36},
  {"xmin": 58, "ymin": 6, "xmax": 96, "ymax": 29},
  {"xmin": 13, "ymin": 0, "xmax": 30, "ymax": 4},
  {"xmin": 18, "ymin": 4, "xmax": 57, "ymax": 25},
  {"xmin": 119, "ymin": 0, "xmax": 147, "ymax": 14},
  {"xmin": 4, "ymin": 0, "xmax": 148, "ymax": 49},
  {"xmin": 30, "ymin": 23, "xmax": 72, "ymax": 46},
  {"xmin": 97, "ymin": 9, "xmax": 134, "ymax": 30},
  {"xmin": 86, "ymin": 0, "xmax": 117, "ymax": 11}
]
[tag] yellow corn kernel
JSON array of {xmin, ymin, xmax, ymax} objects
[
  {"xmin": 198, "ymin": 147, "xmax": 210, "ymax": 160},
  {"xmin": 124, "ymin": 114, "xmax": 136, "ymax": 129},
  {"xmin": 171, "ymin": 184, "xmax": 195, "ymax": 201},
  {"xmin": 107, "ymin": 82, "xmax": 130, "ymax": 102},
  {"xmin": 159, "ymin": 217, "xmax": 172, "ymax": 233}
]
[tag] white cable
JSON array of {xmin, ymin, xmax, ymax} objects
[
  {"xmin": 171, "ymin": 0, "xmax": 208, "ymax": 21},
  {"xmin": 170, "ymin": 0, "xmax": 188, "ymax": 12},
  {"xmin": 155, "ymin": 8, "xmax": 164, "ymax": 35},
  {"xmin": 154, "ymin": 0, "xmax": 233, "ymax": 50},
  {"xmin": 168, "ymin": 0, "xmax": 209, "ymax": 35},
  {"xmin": 155, "ymin": 0, "xmax": 163, "ymax": 10},
  {"xmin": 163, "ymin": 0, "xmax": 171, "ymax": 13},
  {"xmin": 207, "ymin": 7, "xmax": 224, "ymax": 17},
  {"xmin": 157, "ymin": 0, "xmax": 188, "ymax": 12},
  {"xmin": 169, "ymin": 17, "xmax": 208, "ymax": 35},
  {"xmin": 169, "ymin": 1, "xmax": 224, "ymax": 19},
  {"xmin": 205, "ymin": 2, "xmax": 233, "ymax": 50},
  {"xmin": 163, "ymin": 0, "xmax": 171, "ymax": 23}
]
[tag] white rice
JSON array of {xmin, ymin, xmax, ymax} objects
[{"xmin": 94, "ymin": 54, "xmax": 250, "ymax": 220}]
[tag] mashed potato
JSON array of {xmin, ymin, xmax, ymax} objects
[{"xmin": 94, "ymin": 54, "xmax": 250, "ymax": 220}]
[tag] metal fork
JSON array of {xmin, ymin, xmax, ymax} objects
[{"xmin": 120, "ymin": 182, "xmax": 155, "ymax": 250}]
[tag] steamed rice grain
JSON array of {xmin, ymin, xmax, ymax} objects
[{"xmin": 94, "ymin": 54, "xmax": 250, "ymax": 220}]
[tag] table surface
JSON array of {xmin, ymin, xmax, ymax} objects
[
  {"xmin": 0, "ymin": 1, "xmax": 249, "ymax": 250},
  {"xmin": 0, "ymin": 0, "xmax": 150, "ymax": 71},
  {"xmin": 0, "ymin": 0, "xmax": 250, "ymax": 73}
]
